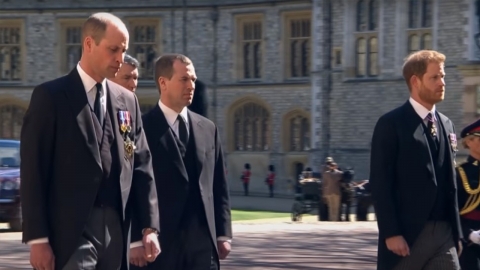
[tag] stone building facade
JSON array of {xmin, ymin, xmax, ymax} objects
[{"xmin": 0, "ymin": 0, "xmax": 478, "ymax": 195}]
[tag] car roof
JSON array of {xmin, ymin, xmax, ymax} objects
[{"xmin": 0, "ymin": 139, "xmax": 20, "ymax": 147}]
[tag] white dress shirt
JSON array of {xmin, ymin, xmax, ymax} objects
[
  {"xmin": 77, "ymin": 63, "xmax": 107, "ymax": 115},
  {"xmin": 159, "ymin": 99, "xmax": 190, "ymax": 138},
  {"xmin": 409, "ymin": 97, "xmax": 438, "ymax": 132},
  {"xmin": 27, "ymin": 64, "xmax": 108, "ymax": 246}
]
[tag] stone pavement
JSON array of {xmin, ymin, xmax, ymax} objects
[{"xmin": 0, "ymin": 218, "xmax": 379, "ymax": 269}]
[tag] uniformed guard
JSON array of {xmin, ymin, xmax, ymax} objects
[{"xmin": 457, "ymin": 119, "xmax": 480, "ymax": 270}]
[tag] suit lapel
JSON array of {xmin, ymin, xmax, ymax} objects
[
  {"xmin": 63, "ymin": 68, "xmax": 102, "ymax": 169},
  {"xmin": 106, "ymin": 82, "xmax": 126, "ymax": 174},
  {"xmin": 403, "ymin": 101, "xmax": 437, "ymax": 185},
  {"xmin": 149, "ymin": 105, "xmax": 188, "ymax": 181},
  {"xmin": 189, "ymin": 111, "xmax": 205, "ymax": 176}
]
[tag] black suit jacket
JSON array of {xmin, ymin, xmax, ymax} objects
[
  {"xmin": 133, "ymin": 104, "xmax": 232, "ymax": 268},
  {"xmin": 20, "ymin": 68, "xmax": 159, "ymax": 269},
  {"xmin": 369, "ymin": 101, "xmax": 462, "ymax": 270}
]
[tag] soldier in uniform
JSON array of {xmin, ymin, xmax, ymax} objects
[{"xmin": 457, "ymin": 119, "xmax": 480, "ymax": 270}]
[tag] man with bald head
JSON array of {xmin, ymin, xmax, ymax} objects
[{"xmin": 20, "ymin": 12, "xmax": 160, "ymax": 270}]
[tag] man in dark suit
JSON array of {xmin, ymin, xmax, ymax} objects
[
  {"xmin": 20, "ymin": 13, "xmax": 160, "ymax": 270},
  {"xmin": 111, "ymin": 54, "xmax": 140, "ymax": 92},
  {"xmin": 370, "ymin": 50, "xmax": 462, "ymax": 270},
  {"xmin": 129, "ymin": 53, "xmax": 232, "ymax": 270}
]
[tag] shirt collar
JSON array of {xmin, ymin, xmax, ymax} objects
[
  {"xmin": 158, "ymin": 99, "xmax": 189, "ymax": 127},
  {"xmin": 76, "ymin": 63, "xmax": 107, "ymax": 93},
  {"xmin": 409, "ymin": 97, "xmax": 436, "ymax": 120}
]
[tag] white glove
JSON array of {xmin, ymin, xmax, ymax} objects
[{"xmin": 469, "ymin": 231, "xmax": 480, "ymax": 244}]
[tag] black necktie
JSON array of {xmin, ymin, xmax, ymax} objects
[
  {"xmin": 177, "ymin": 115, "xmax": 188, "ymax": 146},
  {"xmin": 93, "ymin": 83, "xmax": 104, "ymax": 126}
]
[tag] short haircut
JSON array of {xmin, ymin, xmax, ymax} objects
[
  {"xmin": 154, "ymin": 53, "xmax": 193, "ymax": 88},
  {"xmin": 402, "ymin": 50, "xmax": 446, "ymax": 91},
  {"xmin": 124, "ymin": 54, "xmax": 139, "ymax": 68},
  {"xmin": 82, "ymin": 12, "xmax": 125, "ymax": 47}
]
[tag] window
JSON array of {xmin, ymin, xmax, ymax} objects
[
  {"xmin": 287, "ymin": 114, "xmax": 310, "ymax": 152},
  {"xmin": 356, "ymin": 0, "xmax": 378, "ymax": 32},
  {"xmin": 0, "ymin": 104, "xmax": 25, "ymax": 139},
  {"xmin": 0, "ymin": 22, "xmax": 22, "ymax": 81},
  {"xmin": 233, "ymin": 102, "xmax": 270, "ymax": 151},
  {"xmin": 408, "ymin": 0, "xmax": 432, "ymax": 29},
  {"xmin": 236, "ymin": 15, "xmax": 263, "ymax": 80},
  {"xmin": 127, "ymin": 19, "xmax": 161, "ymax": 81},
  {"xmin": 407, "ymin": 0, "xmax": 433, "ymax": 53},
  {"xmin": 60, "ymin": 20, "xmax": 83, "ymax": 74},
  {"xmin": 354, "ymin": 0, "xmax": 378, "ymax": 77},
  {"xmin": 284, "ymin": 11, "xmax": 311, "ymax": 78},
  {"xmin": 332, "ymin": 47, "xmax": 342, "ymax": 68}
]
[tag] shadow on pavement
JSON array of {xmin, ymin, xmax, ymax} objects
[{"xmin": 222, "ymin": 230, "xmax": 378, "ymax": 270}]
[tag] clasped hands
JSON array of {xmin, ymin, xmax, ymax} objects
[{"xmin": 130, "ymin": 230, "xmax": 161, "ymax": 267}]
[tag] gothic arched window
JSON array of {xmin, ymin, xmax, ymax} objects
[{"xmin": 233, "ymin": 102, "xmax": 270, "ymax": 151}]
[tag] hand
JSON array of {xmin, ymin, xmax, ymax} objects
[
  {"xmin": 385, "ymin": 235, "xmax": 410, "ymax": 257},
  {"xmin": 130, "ymin": 246, "xmax": 148, "ymax": 267},
  {"xmin": 469, "ymin": 231, "xmax": 480, "ymax": 244},
  {"xmin": 142, "ymin": 232, "xmax": 160, "ymax": 262},
  {"xmin": 30, "ymin": 243, "xmax": 55, "ymax": 270},
  {"xmin": 217, "ymin": 241, "xmax": 231, "ymax": 260}
]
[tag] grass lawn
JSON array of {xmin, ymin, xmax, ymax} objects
[{"xmin": 231, "ymin": 209, "xmax": 291, "ymax": 221}]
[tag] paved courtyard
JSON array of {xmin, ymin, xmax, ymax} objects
[{"xmin": 0, "ymin": 218, "xmax": 379, "ymax": 270}]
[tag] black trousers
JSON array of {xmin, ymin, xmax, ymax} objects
[
  {"xmin": 459, "ymin": 243, "xmax": 480, "ymax": 270},
  {"xmin": 131, "ymin": 218, "xmax": 218, "ymax": 270}
]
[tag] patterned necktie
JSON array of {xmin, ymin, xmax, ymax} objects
[
  {"xmin": 177, "ymin": 115, "xmax": 188, "ymax": 146},
  {"xmin": 426, "ymin": 112, "xmax": 437, "ymax": 140},
  {"xmin": 93, "ymin": 83, "xmax": 104, "ymax": 126}
]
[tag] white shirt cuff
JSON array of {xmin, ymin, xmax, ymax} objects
[
  {"xmin": 130, "ymin": 241, "xmax": 143, "ymax": 249},
  {"xmin": 217, "ymin": 236, "xmax": 232, "ymax": 243},
  {"xmin": 27, "ymin": 237, "xmax": 49, "ymax": 246}
]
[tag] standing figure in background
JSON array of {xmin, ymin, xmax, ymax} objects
[
  {"xmin": 322, "ymin": 162, "xmax": 343, "ymax": 221},
  {"xmin": 241, "ymin": 163, "xmax": 251, "ymax": 196},
  {"xmin": 266, "ymin": 165, "xmax": 275, "ymax": 197}
]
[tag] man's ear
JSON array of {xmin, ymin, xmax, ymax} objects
[{"xmin": 409, "ymin": 75, "xmax": 418, "ymax": 90}]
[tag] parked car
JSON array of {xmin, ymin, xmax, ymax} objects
[{"xmin": 0, "ymin": 139, "xmax": 21, "ymax": 231}]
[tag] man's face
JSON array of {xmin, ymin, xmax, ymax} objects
[
  {"xmin": 86, "ymin": 24, "xmax": 128, "ymax": 80},
  {"xmin": 160, "ymin": 60, "xmax": 197, "ymax": 112},
  {"xmin": 111, "ymin": 63, "xmax": 138, "ymax": 92},
  {"xmin": 414, "ymin": 62, "xmax": 446, "ymax": 106}
]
